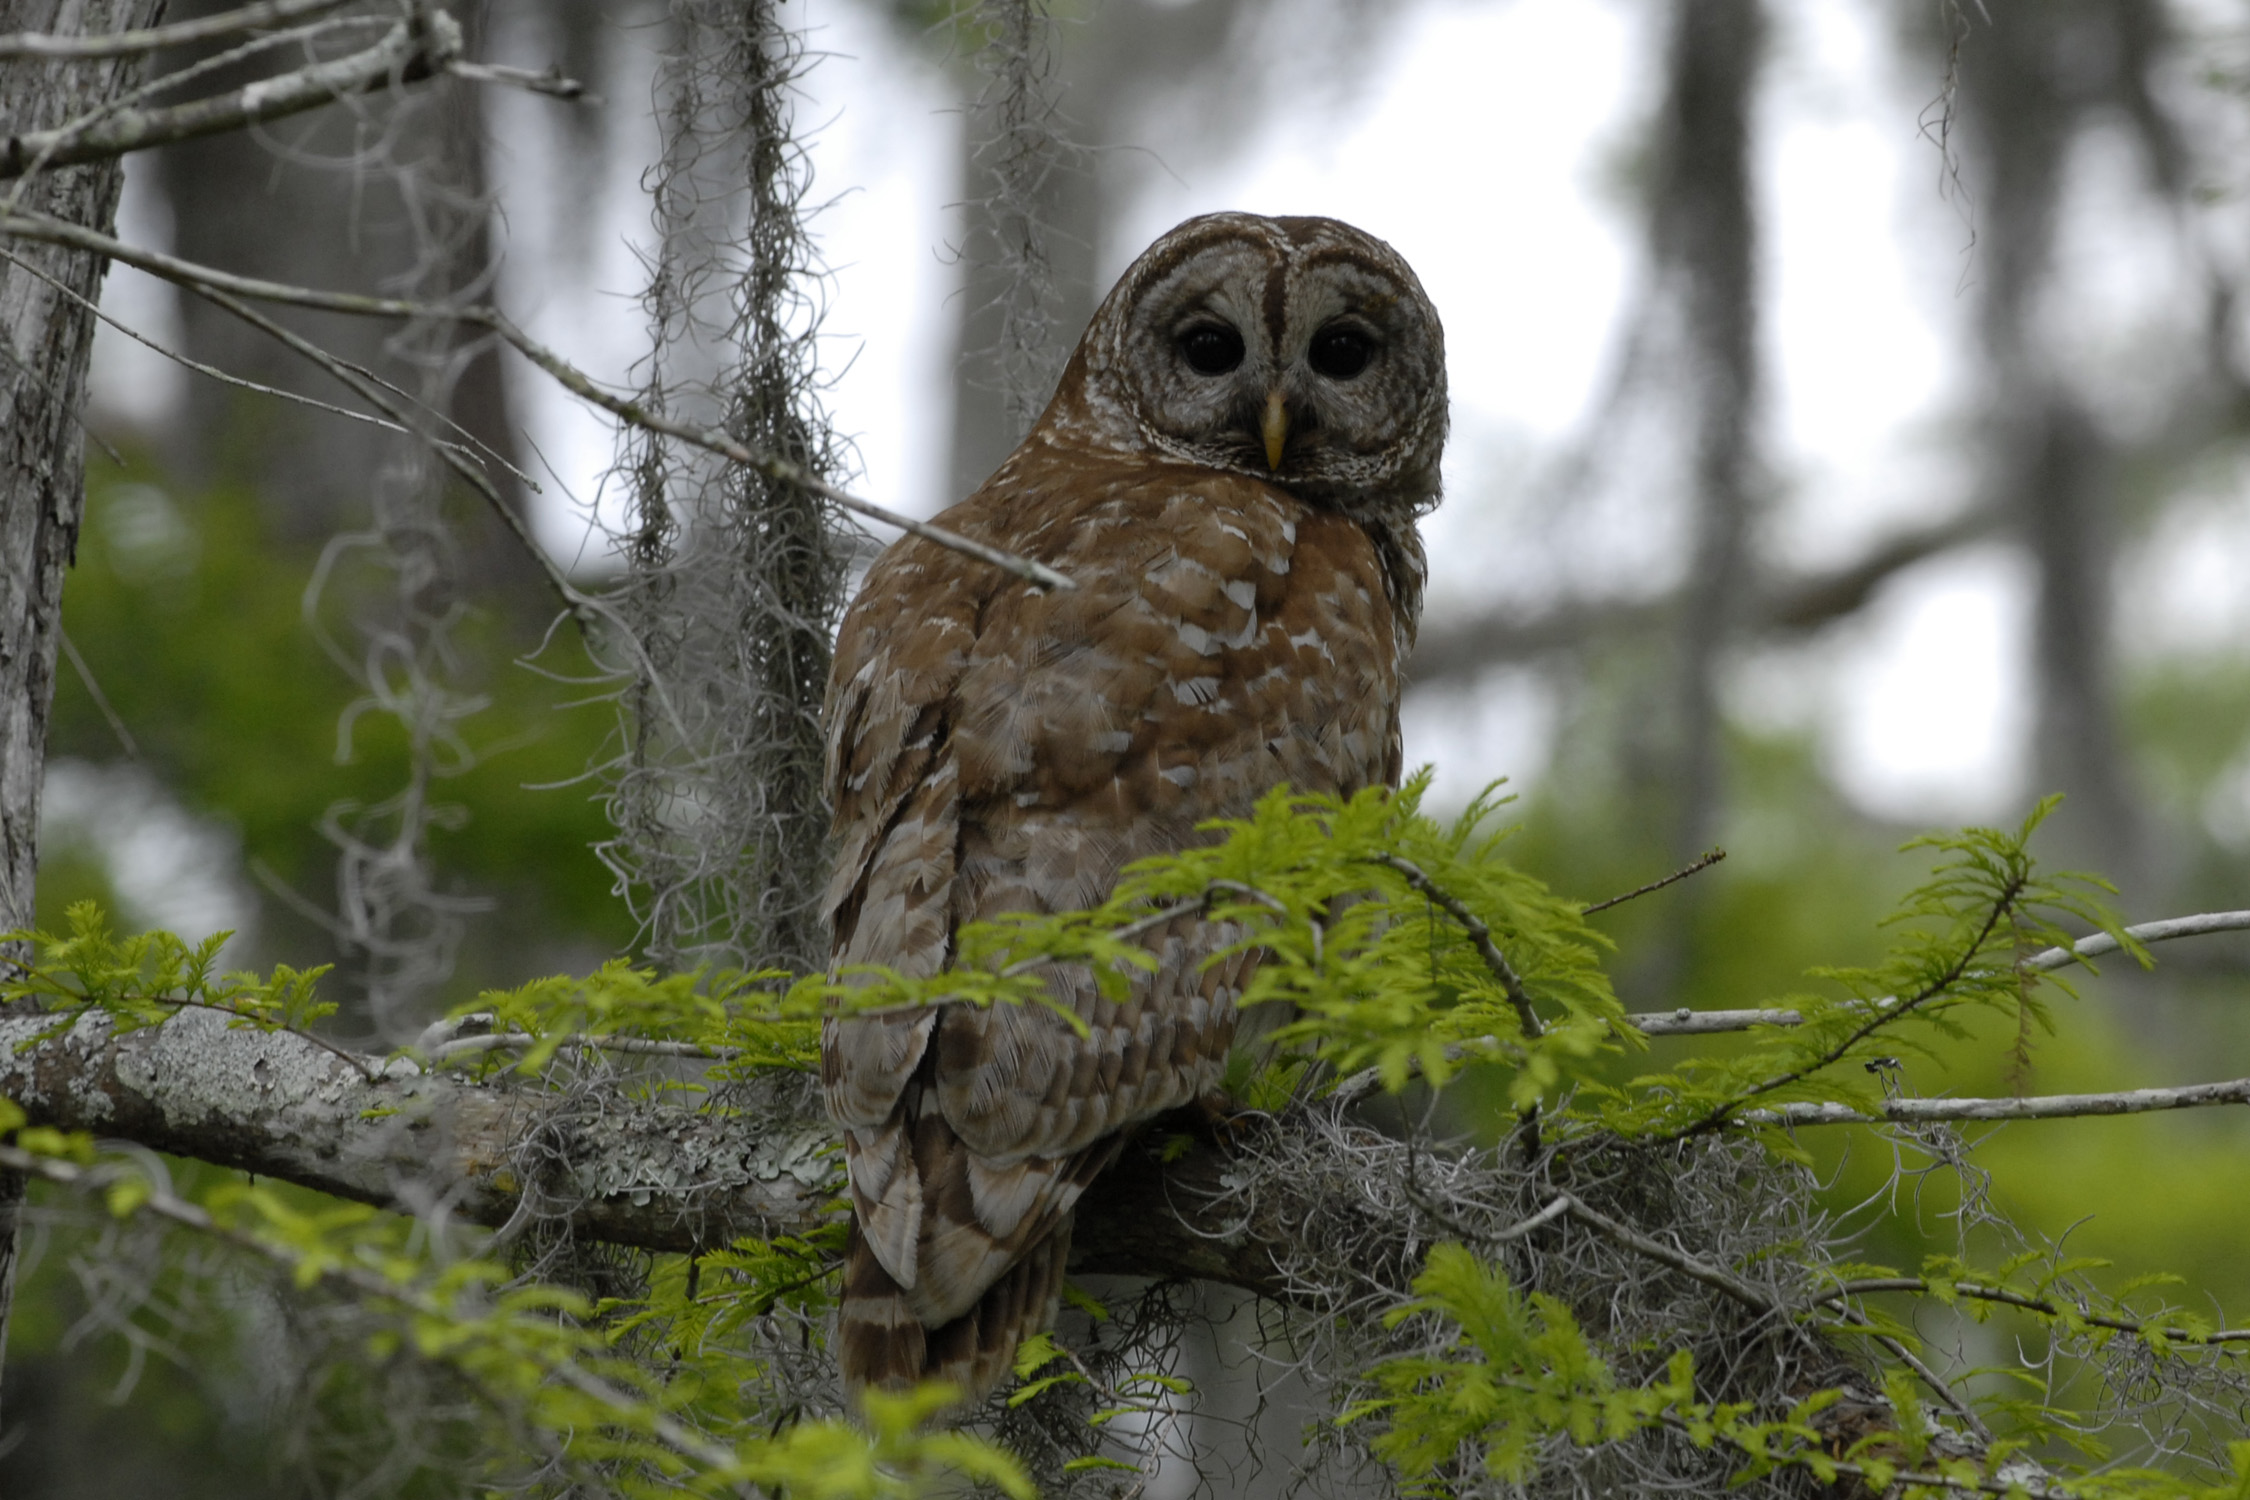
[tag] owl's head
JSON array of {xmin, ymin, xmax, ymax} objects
[{"xmin": 1045, "ymin": 212, "xmax": 1449, "ymax": 523}]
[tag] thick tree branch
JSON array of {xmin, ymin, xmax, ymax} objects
[
  {"xmin": 0, "ymin": 1010, "xmax": 836, "ymax": 1252},
  {"xmin": 0, "ymin": 1009, "xmax": 1276, "ymax": 1291},
  {"xmin": 21, "ymin": 997, "xmax": 2250, "ymax": 1312},
  {"xmin": 0, "ymin": 13, "xmax": 461, "ymax": 180}
]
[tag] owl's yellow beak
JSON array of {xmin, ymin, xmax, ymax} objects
[{"xmin": 1261, "ymin": 389, "xmax": 1289, "ymax": 470}]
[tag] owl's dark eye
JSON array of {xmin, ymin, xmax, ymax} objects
[
  {"xmin": 1308, "ymin": 326, "xmax": 1374, "ymax": 380},
  {"xmin": 1177, "ymin": 323, "xmax": 1245, "ymax": 376}
]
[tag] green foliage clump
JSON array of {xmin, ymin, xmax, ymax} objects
[
  {"xmin": 7, "ymin": 779, "xmax": 2248, "ymax": 1499},
  {"xmin": 0, "ymin": 1121, "xmax": 1027, "ymax": 1499},
  {"xmin": 4, "ymin": 900, "xmax": 336, "ymax": 1054},
  {"xmin": 1582, "ymin": 798, "xmax": 2142, "ymax": 1144}
]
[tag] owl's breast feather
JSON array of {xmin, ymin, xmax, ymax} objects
[{"xmin": 933, "ymin": 466, "xmax": 1400, "ymax": 827}]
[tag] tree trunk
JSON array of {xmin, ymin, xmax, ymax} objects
[
  {"xmin": 0, "ymin": 0, "xmax": 170, "ymax": 1418},
  {"xmin": 1952, "ymin": 0, "xmax": 2176, "ymax": 883}
]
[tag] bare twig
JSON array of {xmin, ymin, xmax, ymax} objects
[
  {"xmin": 1870, "ymin": 1330, "xmax": 1995, "ymax": 1444},
  {"xmin": 1554, "ymin": 1191, "xmax": 1780, "ymax": 1315},
  {"xmin": 417, "ymin": 1029, "xmax": 739, "ymax": 1068},
  {"xmin": 1658, "ymin": 869, "xmax": 2027, "ymax": 1141},
  {"xmin": 995, "ymin": 895, "xmax": 1210, "ymax": 980},
  {"xmin": 2021, "ymin": 909, "xmax": 2250, "ymax": 971},
  {"xmin": 163, "ymin": 274, "xmax": 693, "ymax": 758},
  {"xmin": 1625, "ymin": 910, "xmax": 2250, "ymax": 1036},
  {"xmin": 0, "ymin": 0, "xmax": 347, "ymax": 58},
  {"xmin": 1583, "ymin": 848, "xmax": 1726, "ymax": 915},
  {"xmin": 1488, "ymin": 1192, "xmax": 1572, "ymax": 1243},
  {"xmin": 1758, "ymin": 1075, "xmax": 2250, "ymax": 1127},
  {"xmin": 1628, "ymin": 1005, "xmax": 1807, "ymax": 1037},
  {"xmin": 1818, "ymin": 1275, "xmax": 2250, "ymax": 1347},
  {"xmin": 446, "ymin": 60, "xmax": 592, "ymax": 103},
  {"xmin": 1653, "ymin": 1412, "xmax": 2046, "ymax": 1500},
  {"xmin": 0, "ymin": 210, "xmax": 1077, "ymax": 591},
  {"xmin": 0, "ymin": 244, "xmax": 506, "ymax": 468},
  {"xmin": 0, "ymin": 14, "xmax": 460, "ymax": 179},
  {"xmin": 177, "ymin": 279, "xmax": 594, "ymax": 623},
  {"xmin": 59, "ymin": 628, "xmax": 137, "ymax": 758},
  {"xmin": 1373, "ymin": 853, "xmax": 1542, "ymax": 1039},
  {"xmin": 508, "ymin": 321, "xmax": 1075, "ymax": 590}
]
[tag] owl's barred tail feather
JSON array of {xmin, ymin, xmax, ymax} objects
[{"xmin": 837, "ymin": 1212, "xmax": 1074, "ymax": 1407}]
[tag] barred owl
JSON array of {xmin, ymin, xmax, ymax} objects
[{"xmin": 821, "ymin": 212, "xmax": 1448, "ymax": 1401}]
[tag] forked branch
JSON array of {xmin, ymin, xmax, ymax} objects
[
  {"xmin": 0, "ymin": 12, "xmax": 460, "ymax": 179},
  {"xmin": 0, "ymin": 0, "xmax": 348, "ymax": 59}
]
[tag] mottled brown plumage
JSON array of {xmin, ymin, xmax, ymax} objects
[{"xmin": 821, "ymin": 212, "xmax": 1448, "ymax": 1403}]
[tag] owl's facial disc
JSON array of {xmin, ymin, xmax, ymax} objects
[{"xmin": 1061, "ymin": 211, "xmax": 1447, "ymax": 520}]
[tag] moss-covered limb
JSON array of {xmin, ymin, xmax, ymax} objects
[
  {"xmin": 0, "ymin": 1007, "xmax": 1290, "ymax": 1287},
  {"xmin": 0, "ymin": 1010, "xmax": 837, "ymax": 1253},
  {"xmin": 0, "ymin": 1002, "xmax": 1545, "ymax": 1303}
]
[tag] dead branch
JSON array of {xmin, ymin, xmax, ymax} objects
[
  {"xmin": 1819, "ymin": 1275, "xmax": 2250, "ymax": 1347},
  {"xmin": 0, "ymin": 12, "xmax": 459, "ymax": 179},
  {"xmin": 1625, "ymin": 908, "xmax": 2250, "ymax": 1036},
  {"xmin": 445, "ymin": 60, "xmax": 592, "ymax": 103},
  {"xmin": 0, "ymin": 0, "xmax": 347, "ymax": 59},
  {"xmin": 1583, "ymin": 846, "xmax": 1726, "ymax": 914},
  {"xmin": 0, "ymin": 1008, "xmax": 1271, "ymax": 1288},
  {"xmin": 0, "ymin": 209, "xmax": 1077, "ymax": 591},
  {"xmin": 1759, "ymin": 1076, "xmax": 2250, "ymax": 1127}
]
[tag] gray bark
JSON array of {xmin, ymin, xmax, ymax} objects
[
  {"xmin": 0, "ymin": 1009, "xmax": 1297, "ymax": 1293},
  {"xmin": 0, "ymin": 12, "xmax": 457, "ymax": 176},
  {"xmin": 0, "ymin": 0, "xmax": 169, "ymax": 1418}
]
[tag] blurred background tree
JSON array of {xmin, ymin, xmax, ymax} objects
[{"xmin": 6, "ymin": 0, "xmax": 2250, "ymax": 1493}]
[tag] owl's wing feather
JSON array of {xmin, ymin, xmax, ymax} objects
[{"xmin": 825, "ymin": 462, "xmax": 1405, "ymax": 1364}]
